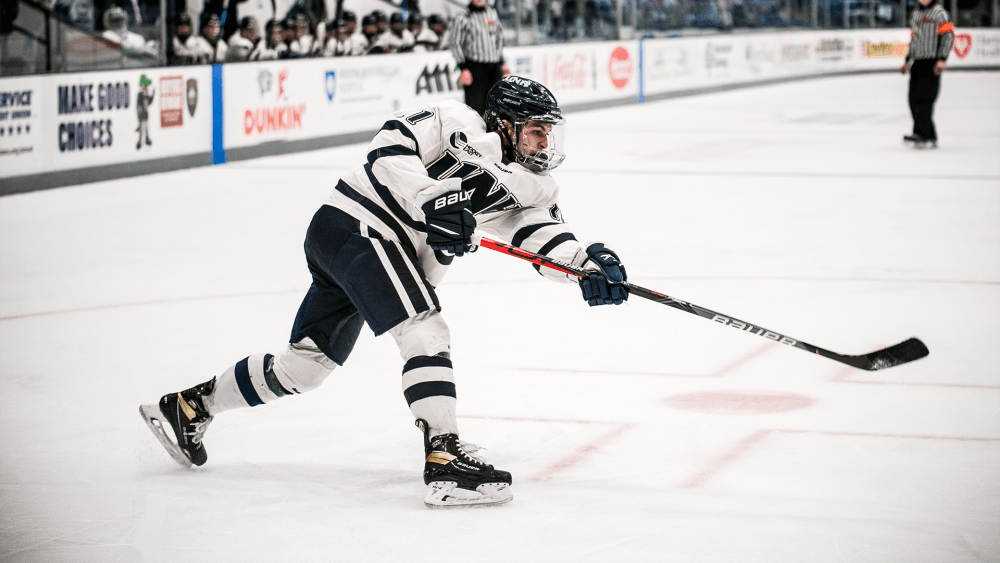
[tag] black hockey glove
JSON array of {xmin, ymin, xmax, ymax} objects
[
  {"xmin": 422, "ymin": 189, "xmax": 477, "ymax": 257},
  {"xmin": 579, "ymin": 243, "xmax": 628, "ymax": 306}
]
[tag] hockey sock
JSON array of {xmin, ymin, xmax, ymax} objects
[
  {"xmin": 205, "ymin": 353, "xmax": 292, "ymax": 414},
  {"xmin": 402, "ymin": 355, "xmax": 458, "ymax": 437}
]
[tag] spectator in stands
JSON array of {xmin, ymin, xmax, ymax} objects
[
  {"xmin": 427, "ymin": 13, "xmax": 449, "ymax": 50},
  {"xmin": 451, "ymin": 0, "xmax": 509, "ymax": 115},
  {"xmin": 101, "ymin": 4, "xmax": 157, "ymax": 56},
  {"xmin": 250, "ymin": 19, "xmax": 287, "ymax": 60},
  {"xmin": 409, "ymin": 12, "xmax": 439, "ymax": 51},
  {"xmin": 191, "ymin": 13, "xmax": 227, "ymax": 62},
  {"xmin": 389, "ymin": 11, "xmax": 415, "ymax": 51},
  {"xmin": 227, "ymin": 16, "xmax": 258, "ymax": 62}
]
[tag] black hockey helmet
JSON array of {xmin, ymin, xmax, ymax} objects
[
  {"xmin": 341, "ymin": 9, "xmax": 356, "ymax": 22},
  {"xmin": 176, "ymin": 11, "xmax": 192, "ymax": 27},
  {"xmin": 408, "ymin": 12, "xmax": 424, "ymax": 26},
  {"xmin": 371, "ymin": 9, "xmax": 387, "ymax": 22},
  {"xmin": 239, "ymin": 16, "xmax": 257, "ymax": 30},
  {"xmin": 427, "ymin": 13, "xmax": 444, "ymax": 25},
  {"xmin": 389, "ymin": 11, "xmax": 403, "ymax": 24},
  {"xmin": 485, "ymin": 76, "xmax": 566, "ymax": 172}
]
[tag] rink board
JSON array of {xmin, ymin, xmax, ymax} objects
[
  {"xmin": 0, "ymin": 67, "xmax": 214, "ymax": 180},
  {"xmin": 1, "ymin": 28, "xmax": 998, "ymax": 190}
]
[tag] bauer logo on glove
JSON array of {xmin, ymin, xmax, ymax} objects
[{"xmin": 422, "ymin": 188, "xmax": 477, "ymax": 257}]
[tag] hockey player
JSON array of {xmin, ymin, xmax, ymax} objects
[
  {"xmin": 226, "ymin": 16, "xmax": 259, "ymax": 62},
  {"xmin": 101, "ymin": 5, "xmax": 157, "ymax": 57},
  {"xmin": 279, "ymin": 17, "xmax": 303, "ymax": 58},
  {"xmin": 409, "ymin": 13, "xmax": 440, "ymax": 52},
  {"xmin": 323, "ymin": 19, "xmax": 354, "ymax": 56},
  {"xmin": 190, "ymin": 13, "xmax": 227, "ymax": 63},
  {"xmin": 172, "ymin": 13, "xmax": 202, "ymax": 64},
  {"xmin": 338, "ymin": 10, "xmax": 369, "ymax": 55},
  {"xmin": 140, "ymin": 76, "xmax": 628, "ymax": 509},
  {"xmin": 249, "ymin": 19, "xmax": 287, "ymax": 60},
  {"xmin": 389, "ymin": 11, "xmax": 416, "ymax": 51},
  {"xmin": 427, "ymin": 14, "xmax": 449, "ymax": 50},
  {"xmin": 901, "ymin": 0, "xmax": 954, "ymax": 148}
]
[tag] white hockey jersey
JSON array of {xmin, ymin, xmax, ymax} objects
[{"xmin": 324, "ymin": 99, "xmax": 585, "ymax": 288}]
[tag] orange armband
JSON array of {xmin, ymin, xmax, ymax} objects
[{"xmin": 937, "ymin": 22, "xmax": 954, "ymax": 34}]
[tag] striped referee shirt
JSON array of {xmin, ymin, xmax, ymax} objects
[
  {"xmin": 449, "ymin": 2, "xmax": 505, "ymax": 67},
  {"xmin": 907, "ymin": 2, "xmax": 954, "ymax": 61}
]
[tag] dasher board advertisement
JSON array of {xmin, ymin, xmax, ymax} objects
[
  {"xmin": 223, "ymin": 51, "xmax": 464, "ymax": 150},
  {"xmin": 0, "ymin": 67, "xmax": 213, "ymax": 179},
  {"xmin": 641, "ymin": 30, "xmax": 911, "ymax": 98},
  {"xmin": 948, "ymin": 28, "xmax": 1000, "ymax": 67},
  {"xmin": 505, "ymin": 42, "xmax": 640, "ymax": 105}
]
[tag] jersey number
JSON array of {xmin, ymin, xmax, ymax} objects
[{"xmin": 426, "ymin": 152, "xmax": 520, "ymax": 215}]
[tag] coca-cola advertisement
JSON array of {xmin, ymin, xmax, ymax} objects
[{"xmin": 507, "ymin": 42, "xmax": 639, "ymax": 106}]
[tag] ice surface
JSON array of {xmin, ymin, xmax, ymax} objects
[{"xmin": 1, "ymin": 72, "xmax": 998, "ymax": 563}]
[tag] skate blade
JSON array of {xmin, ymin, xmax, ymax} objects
[
  {"xmin": 423, "ymin": 481, "xmax": 513, "ymax": 509},
  {"xmin": 139, "ymin": 404, "xmax": 193, "ymax": 469}
]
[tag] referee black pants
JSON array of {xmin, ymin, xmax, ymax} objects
[
  {"xmin": 908, "ymin": 59, "xmax": 941, "ymax": 141},
  {"xmin": 463, "ymin": 61, "xmax": 504, "ymax": 117}
]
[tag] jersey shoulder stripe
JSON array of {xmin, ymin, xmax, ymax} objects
[
  {"xmin": 363, "ymin": 164, "xmax": 427, "ymax": 232},
  {"xmin": 333, "ymin": 179, "xmax": 419, "ymax": 257}
]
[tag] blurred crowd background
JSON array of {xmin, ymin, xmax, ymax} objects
[{"xmin": 1, "ymin": 0, "xmax": 997, "ymax": 75}]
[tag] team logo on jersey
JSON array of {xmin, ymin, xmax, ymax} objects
[
  {"xmin": 449, "ymin": 131, "xmax": 483, "ymax": 158},
  {"xmin": 324, "ymin": 71, "xmax": 336, "ymax": 102},
  {"xmin": 449, "ymin": 131, "xmax": 468, "ymax": 149},
  {"xmin": 549, "ymin": 204, "xmax": 564, "ymax": 222}
]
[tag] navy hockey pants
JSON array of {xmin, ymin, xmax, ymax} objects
[{"xmin": 289, "ymin": 204, "xmax": 441, "ymax": 365}]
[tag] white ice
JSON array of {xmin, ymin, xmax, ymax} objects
[{"xmin": 1, "ymin": 72, "xmax": 998, "ymax": 563}]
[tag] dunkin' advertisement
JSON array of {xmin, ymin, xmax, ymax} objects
[
  {"xmin": 0, "ymin": 67, "xmax": 212, "ymax": 179},
  {"xmin": 222, "ymin": 51, "xmax": 463, "ymax": 150}
]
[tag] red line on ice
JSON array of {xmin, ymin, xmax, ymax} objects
[{"xmin": 459, "ymin": 414, "xmax": 635, "ymax": 482}]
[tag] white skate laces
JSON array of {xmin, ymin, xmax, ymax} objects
[
  {"xmin": 456, "ymin": 440, "xmax": 486, "ymax": 464},
  {"xmin": 186, "ymin": 417, "xmax": 213, "ymax": 444}
]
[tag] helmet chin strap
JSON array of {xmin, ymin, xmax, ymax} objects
[{"xmin": 496, "ymin": 120, "xmax": 517, "ymax": 164}]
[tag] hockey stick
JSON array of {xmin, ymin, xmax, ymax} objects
[{"xmin": 473, "ymin": 235, "xmax": 929, "ymax": 371}]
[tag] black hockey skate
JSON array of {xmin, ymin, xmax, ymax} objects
[
  {"xmin": 415, "ymin": 419, "xmax": 513, "ymax": 509},
  {"xmin": 139, "ymin": 378, "xmax": 216, "ymax": 468},
  {"xmin": 903, "ymin": 134, "xmax": 937, "ymax": 148}
]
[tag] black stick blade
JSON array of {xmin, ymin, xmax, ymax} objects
[{"xmin": 856, "ymin": 338, "xmax": 930, "ymax": 371}]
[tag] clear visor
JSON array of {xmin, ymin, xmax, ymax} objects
[{"xmin": 515, "ymin": 117, "xmax": 566, "ymax": 172}]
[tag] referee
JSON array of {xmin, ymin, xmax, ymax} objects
[
  {"xmin": 450, "ymin": 0, "xmax": 510, "ymax": 116},
  {"xmin": 901, "ymin": 0, "xmax": 954, "ymax": 148}
]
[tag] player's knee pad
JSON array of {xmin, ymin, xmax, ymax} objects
[
  {"xmin": 270, "ymin": 338, "xmax": 338, "ymax": 394},
  {"xmin": 389, "ymin": 309, "xmax": 452, "ymax": 362}
]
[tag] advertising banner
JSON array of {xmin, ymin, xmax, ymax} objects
[
  {"xmin": 222, "ymin": 51, "xmax": 464, "ymax": 149},
  {"xmin": 505, "ymin": 41, "xmax": 640, "ymax": 105},
  {"xmin": 0, "ymin": 66, "xmax": 213, "ymax": 179},
  {"xmin": 642, "ymin": 29, "xmax": 916, "ymax": 97},
  {"xmin": 948, "ymin": 28, "xmax": 1000, "ymax": 67},
  {"xmin": 0, "ymin": 76, "xmax": 43, "ymax": 174}
]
